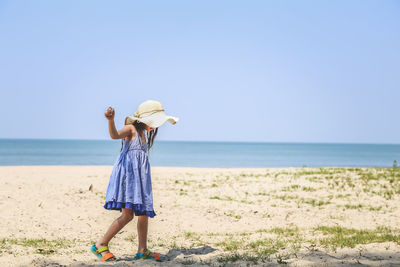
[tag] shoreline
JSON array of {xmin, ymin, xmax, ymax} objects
[{"xmin": 0, "ymin": 165, "xmax": 396, "ymax": 169}]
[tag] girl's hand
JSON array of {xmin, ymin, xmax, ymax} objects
[{"xmin": 105, "ymin": 106, "xmax": 115, "ymax": 120}]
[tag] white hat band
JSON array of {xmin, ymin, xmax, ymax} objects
[{"xmin": 135, "ymin": 109, "xmax": 165, "ymax": 118}]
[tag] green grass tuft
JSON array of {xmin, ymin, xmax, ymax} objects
[{"xmin": 314, "ymin": 226, "xmax": 400, "ymax": 250}]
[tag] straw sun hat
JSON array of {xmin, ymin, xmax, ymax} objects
[{"xmin": 125, "ymin": 100, "xmax": 179, "ymax": 129}]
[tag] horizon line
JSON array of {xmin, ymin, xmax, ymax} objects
[{"xmin": 1, "ymin": 138, "xmax": 399, "ymax": 146}]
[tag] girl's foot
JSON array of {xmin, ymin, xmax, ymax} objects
[
  {"xmin": 94, "ymin": 243, "xmax": 116, "ymax": 261},
  {"xmin": 135, "ymin": 248, "xmax": 165, "ymax": 261}
]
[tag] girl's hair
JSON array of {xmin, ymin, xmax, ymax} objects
[{"xmin": 121, "ymin": 121, "xmax": 158, "ymax": 151}]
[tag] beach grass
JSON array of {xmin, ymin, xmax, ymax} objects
[
  {"xmin": 212, "ymin": 225, "xmax": 400, "ymax": 264},
  {"xmin": 153, "ymin": 166, "xmax": 400, "ymax": 264},
  {"xmin": 0, "ymin": 237, "xmax": 75, "ymax": 256}
]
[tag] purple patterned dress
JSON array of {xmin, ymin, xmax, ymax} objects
[{"xmin": 103, "ymin": 133, "xmax": 155, "ymax": 217}]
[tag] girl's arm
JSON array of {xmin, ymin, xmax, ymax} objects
[{"xmin": 105, "ymin": 107, "xmax": 135, "ymax": 140}]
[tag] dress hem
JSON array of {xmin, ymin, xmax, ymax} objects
[{"xmin": 104, "ymin": 201, "xmax": 156, "ymax": 218}]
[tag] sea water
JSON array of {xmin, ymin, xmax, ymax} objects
[{"xmin": 0, "ymin": 139, "xmax": 399, "ymax": 168}]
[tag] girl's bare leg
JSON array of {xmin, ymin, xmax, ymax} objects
[
  {"xmin": 137, "ymin": 215, "xmax": 149, "ymax": 253},
  {"xmin": 137, "ymin": 215, "xmax": 160, "ymax": 257},
  {"xmin": 96, "ymin": 208, "xmax": 134, "ymax": 258}
]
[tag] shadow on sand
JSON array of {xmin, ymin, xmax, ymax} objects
[
  {"xmin": 26, "ymin": 245, "xmax": 400, "ymax": 267},
  {"xmin": 164, "ymin": 245, "xmax": 217, "ymax": 260},
  {"xmin": 113, "ymin": 245, "xmax": 216, "ymax": 262}
]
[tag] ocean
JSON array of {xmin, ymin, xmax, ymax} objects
[{"xmin": 0, "ymin": 139, "xmax": 399, "ymax": 168}]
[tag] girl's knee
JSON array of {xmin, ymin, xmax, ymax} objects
[
  {"xmin": 119, "ymin": 213, "xmax": 134, "ymax": 223},
  {"xmin": 121, "ymin": 208, "xmax": 134, "ymax": 222},
  {"xmin": 125, "ymin": 214, "xmax": 134, "ymax": 222}
]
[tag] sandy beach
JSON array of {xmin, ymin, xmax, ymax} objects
[{"xmin": 0, "ymin": 166, "xmax": 399, "ymax": 266}]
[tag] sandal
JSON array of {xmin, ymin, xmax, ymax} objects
[
  {"xmin": 133, "ymin": 248, "xmax": 166, "ymax": 262},
  {"xmin": 91, "ymin": 244, "xmax": 116, "ymax": 261}
]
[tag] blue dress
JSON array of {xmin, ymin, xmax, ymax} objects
[{"xmin": 103, "ymin": 133, "xmax": 156, "ymax": 218}]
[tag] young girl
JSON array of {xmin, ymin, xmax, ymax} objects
[{"xmin": 91, "ymin": 100, "xmax": 179, "ymax": 262}]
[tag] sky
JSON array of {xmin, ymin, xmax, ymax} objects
[{"xmin": 0, "ymin": 0, "xmax": 399, "ymax": 143}]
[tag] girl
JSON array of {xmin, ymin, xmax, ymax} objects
[{"xmin": 91, "ymin": 100, "xmax": 179, "ymax": 262}]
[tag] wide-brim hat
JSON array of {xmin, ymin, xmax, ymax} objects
[{"xmin": 125, "ymin": 100, "xmax": 179, "ymax": 129}]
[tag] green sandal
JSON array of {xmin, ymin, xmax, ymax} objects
[
  {"xmin": 133, "ymin": 248, "xmax": 166, "ymax": 262},
  {"xmin": 90, "ymin": 244, "xmax": 116, "ymax": 261}
]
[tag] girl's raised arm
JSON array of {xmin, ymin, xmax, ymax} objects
[{"xmin": 105, "ymin": 107, "xmax": 134, "ymax": 140}]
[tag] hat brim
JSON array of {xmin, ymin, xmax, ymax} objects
[{"xmin": 125, "ymin": 112, "xmax": 179, "ymax": 128}]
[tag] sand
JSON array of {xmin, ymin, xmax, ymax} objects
[{"xmin": 0, "ymin": 166, "xmax": 399, "ymax": 266}]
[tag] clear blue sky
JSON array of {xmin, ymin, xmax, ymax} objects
[{"xmin": 1, "ymin": 1, "xmax": 399, "ymax": 143}]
